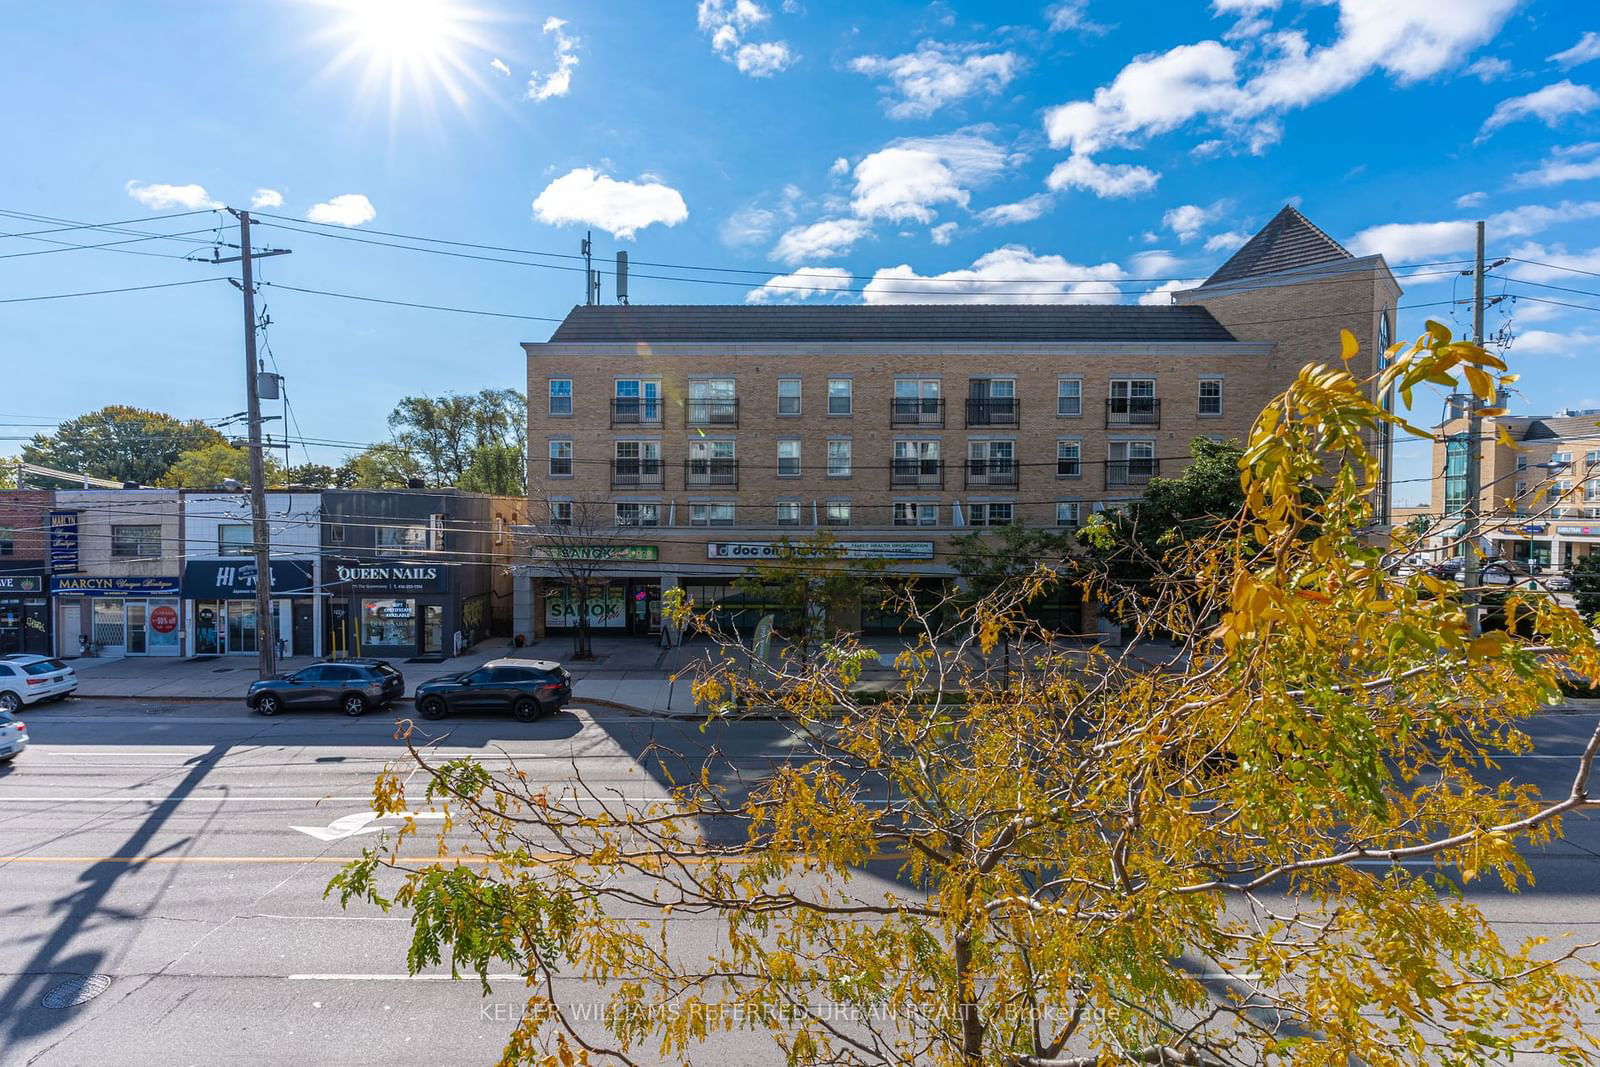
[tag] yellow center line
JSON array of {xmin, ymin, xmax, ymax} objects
[{"xmin": 0, "ymin": 851, "xmax": 906, "ymax": 866}]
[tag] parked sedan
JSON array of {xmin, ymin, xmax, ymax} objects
[
  {"xmin": 1545, "ymin": 574, "xmax": 1574, "ymax": 592},
  {"xmin": 0, "ymin": 655, "xmax": 77, "ymax": 714},
  {"xmin": 0, "ymin": 711, "xmax": 27, "ymax": 763},
  {"xmin": 247, "ymin": 659, "xmax": 405, "ymax": 717},
  {"xmin": 414, "ymin": 659, "xmax": 571, "ymax": 722}
]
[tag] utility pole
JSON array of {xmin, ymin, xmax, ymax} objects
[
  {"xmin": 219, "ymin": 209, "xmax": 291, "ymax": 680},
  {"xmin": 581, "ymin": 230, "xmax": 594, "ymax": 305},
  {"xmin": 1463, "ymin": 220, "xmax": 1486, "ymax": 636}
]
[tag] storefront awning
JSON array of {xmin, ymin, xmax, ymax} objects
[{"xmin": 181, "ymin": 559, "xmax": 314, "ymax": 599}]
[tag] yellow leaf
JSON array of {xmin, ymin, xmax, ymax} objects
[
  {"xmin": 1462, "ymin": 365, "xmax": 1493, "ymax": 401},
  {"xmin": 1340, "ymin": 329, "xmax": 1359, "ymax": 363},
  {"xmin": 1496, "ymin": 426, "xmax": 1526, "ymax": 452}
]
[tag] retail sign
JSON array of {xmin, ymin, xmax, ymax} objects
[
  {"xmin": 181, "ymin": 559, "xmax": 314, "ymax": 598},
  {"xmin": 706, "ymin": 541, "xmax": 935, "ymax": 561},
  {"xmin": 543, "ymin": 584, "xmax": 626, "ymax": 629},
  {"xmin": 1556, "ymin": 525, "xmax": 1600, "ymax": 537},
  {"xmin": 532, "ymin": 544, "xmax": 659, "ymax": 562},
  {"xmin": 49, "ymin": 511, "xmax": 79, "ymax": 574},
  {"xmin": 148, "ymin": 605, "xmax": 179, "ymax": 634},
  {"xmin": 50, "ymin": 575, "xmax": 181, "ymax": 596},
  {"xmin": 330, "ymin": 561, "xmax": 447, "ymax": 592},
  {"xmin": 0, "ymin": 575, "xmax": 43, "ymax": 594}
]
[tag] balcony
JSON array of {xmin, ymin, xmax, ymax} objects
[
  {"xmin": 1105, "ymin": 397, "xmax": 1161, "ymax": 429},
  {"xmin": 965, "ymin": 457, "xmax": 1017, "ymax": 489},
  {"xmin": 686, "ymin": 398, "xmax": 739, "ymax": 427},
  {"xmin": 685, "ymin": 457, "xmax": 738, "ymax": 488},
  {"xmin": 965, "ymin": 397, "xmax": 1019, "ymax": 427},
  {"xmin": 611, "ymin": 457, "xmax": 664, "ymax": 488},
  {"xmin": 610, "ymin": 398, "xmax": 664, "ymax": 427},
  {"xmin": 891, "ymin": 397, "xmax": 946, "ymax": 428},
  {"xmin": 890, "ymin": 457, "xmax": 945, "ymax": 488},
  {"xmin": 1106, "ymin": 458, "xmax": 1159, "ymax": 488}
]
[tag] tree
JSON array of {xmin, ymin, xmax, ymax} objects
[
  {"xmin": 156, "ymin": 442, "xmax": 282, "ymax": 489},
  {"xmin": 1404, "ymin": 512, "xmax": 1434, "ymax": 539},
  {"xmin": 23, "ymin": 405, "xmax": 224, "ymax": 486},
  {"xmin": 457, "ymin": 442, "xmax": 526, "ymax": 495},
  {"xmin": 386, "ymin": 388, "xmax": 526, "ymax": 487},
  {"xmin": 333, "ymin": 324, "xmax": 1600, "ymax": 1066},
  {"xmin": 731, "ymin": 532, "xmax": 886, "ymax": 667},
  {"xmin": 1571, "ymin": 551, "xmax": 1600, "ymax": 619},
  {"xmin": 950, "ymin": 523, "xmax": 1074, "ymax": 676},
  {"xmin": 280, "ymin": 462, "xmax": 338, "ymax": 488},
  {"xmin": 0, "ymin": 459, "xmax": 14, "ymax": 490},
  {"xmin": 529, "ymin": 496, "xmax": 625, "ymax": 660},
  {"xmin": 335, "ymin": 444, "xmax": 423, "ymax": 489}
]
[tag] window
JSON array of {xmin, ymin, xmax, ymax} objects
[
  {"xmin": 1587, "ymin": 449, "xmax": 1600, "ymax": 467},
  {"xmin": 548, "ymin": 500, "xmax": 573, "ymax": 526},
  {"xmin": 548, "ymin": 379, "xmax": 572, "ymax": 416},
  {"xmin": 778, "ymin": 378, "xmax": 802, "ymax": 416},
  {"xmin": 1586, "ymin": 479, "xmax": 1600, "ymax": 502},
  {"xmin": 111, "ymin": 524, "xmax": 161, "ymax": 559},
  {"xmin": 548, "ymin": 439, "xmax": 573, "ymax": 477},
  {"xmin": 824, "ymin": 500, "xmax": 851, "ymax": 526},
  {"xmin": 893, "ymin": 378, "xmax": 943, "ymax": 425},
  {"xmin": 613, "ymin": 440, "xmax": 661, "ymax": 486},
  {"xmin": 827, "ymin": 378, "xmax": 853, "ymax": 416},
  {"xmin": 1056, "ymin": 377, "xmax": 1082, "ymax": 417},
  {"xmin": 892, "ymin": 440, "xmax": 940, "ymax": 485},
  {"xmin": 968, "ymin": 502, "xmax": 1014, "ymax": 526},
  {"xmin": 1515, "ymin": 481, "xmax": 1528, "ymax": 509},
  {"xmin": 612, "ymin": 379, "xmax": 661, "ymax": 424},
  {"xmin": 329, "ymin": 523, "xmax": 346, "ymax": 544},
  {"xmin": 217, "ymin": 524, "xmax": 253, "ymax": 556},
  {"xmin": 893, "ymin": 501, "xmax": 938, "ymax": 526},
  {"xmin": 690, "ymin": 502, "xmax": 736, "ymax": 527},
  {"xmin": 1444, "ymin": 434, "xmax": 1469, "ymax": 514},
  {"xmin": 777, "ymin": 439, "xmax": 801, "ymax": 477},
  {"xmin": 0, "ymin": 526, "xmax": 13, "ymax": 556},
  {"xmin": 1108, "ymin": 378, "xmax": 1158, "ymax": 426},
  {"xmin": 1516, "ymin": 455, "xmax": 1528, "ymax": 471},
  {"xmin": 688, "ymin": 440, "xmax": 737, "ymax": 486},
  {"xmin": 1198, "ymin": 378, "xmax": 1223, "ymax": 416},
  {"xmin": 1551, "ymin": 451, "xmax": 1573, "ymax": 467},
  {"xmin": 967, "ymin": 378, "xmax": 1018, "ymax": 425},
  {"xmin": 776, "ymin": 501, "xmax": 802, "ymax": 526},
  {"xmin": 1107, "ymin": 441, "xmax": 1156, "ymax": 485},
  {"xmin": 361, "ymin": 598, "xmax": 416, "ymax": 647},
  {"xmin": 615, "ymin": 502, "xmax": 660, "ymax": 527},
  {"xmin": 827, "ymin": 439, "xmax": 852, "ymax": 477},
  {"xmin": 1056, "ymin": 440, "xmax": 1081, "ymax": 478},
  {"xmin": 376, "ymin": 524, "xmax": 429, "ymax": 554},
  {"xmin": 688, "ymin": 379, "xmax": 738, "ymax": 425},
  {"xmin": 968, "ymin": 440, "xmax": 1016, "ymax": 485},
  {"xmin": 1056, "ymin": 501, "xmax": 1080, "ymax": 528}
]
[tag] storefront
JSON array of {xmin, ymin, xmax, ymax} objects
[
  {"xmin": 530, "ymin": 544, "xmax": 662, "ymax": 637},
  {"xmin": 326, "ymin": 560, "xmax": 458, "ymax": 660},
  {"xmin": 181, "ymin": 560, "xmax": 316, "ymax": 657},
  {"xmin": 0, "ymin": 574, "xmax": 51, "ymax": 657},
  {"xmin": 50, "ymin": 575, "xmax": 183, "ymax": 658}
]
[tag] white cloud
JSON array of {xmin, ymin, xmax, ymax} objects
[
  {"xmin": 1138, "ymin": 278, "xmax": 1205, "ymax": 305},
  {"xmin": 1502, "ymin": 242, "xmax": 1600, "ymax": 284},
  {"xmin": 1505, "ymin": 328, "xmax": 1600, "ymax": 359},
  {"xmin": 250, "ymin": 188, "xmax": 284, "ymax": 210},
  {"xmin": 1128, "ymin": 249, "xmax": 1185, "ymax": 277},
  {"xmin": 1511, "ymin": 142, "xmax": 1600, "ymax": 188},
  {"xmin": 489, "ymin": 57, "xmax": 511, "ymax": 77},
  {"xmin": 976, "ymin": 192, "xmax": 1055, "ymax": 225},
  {"xmin": 850, "ymin": 131, "xmax": 1009, "ymax": 223},
  {"xmin": 1161, "ymin": 202, "xmax": 1217, "ymax": 241},
  {"xmin": 829, "ymin": 156, "xmax": 849, "ymax": 177},
  {"xmin": 1479, "ymin": 80, "xmax": 1600, "ymax": 138},
  {"xmin": 849, "ymin": 42, "xmax": 1020, "ymax": 119},
  {"xmin": 1464, "ymin": 56, "xmax": 1511, "ymax": 82},
  {"xmin": 1203, "ymin": 230, "xmax": 1250, "ymax": 252},
  {"xmin": 1212, "ymin": 0, "xmax": 1279, "ymax": 10},
  {"xmin": 1455, "ymin": 190, "xmax": 1488, "ymax": 208},
  {"xmin": 745, "ymin": 266, "xmax": 854, "ymax": 303},
  {"xmin": 1551, "ymin": 32, "xmax": 1600, "ymax": 70},
  {"xmin": 698, "ymin": 0, "xmax": 797, "ymax": 77},
  {"xmin": 1046, "ymin": 1, "xmax": 1109, "ymax": 35},
  {"xmin": 305, "ymin": 193, "xmax": 376, "ymax": 227},
  {"xmin": 1045, "ymin": 154, "xmax": 1160, "ymax": 198},
  {"xmin": 526, "ymin": 17, "xmax": 579, "ymax": 101},
  {"xmin": 1346, "ymin": 200, "xmax": 1600, "ymax": 260},
  {"xmin": 930, "ymin": 222, "xmax": 958, "ymax": 245},
  {"xmin": 531, "ymin": 168, "xmax": 687, "ymax": 240},
  {"xmin": 863, "ymin": 245, "xmax": 1127, "ymax": 305},
  {"xmin": 771, "ymin": 217, "xmax": 871, "ymax": 264},
  {"xmin": 125, "ymin": 180, "xmax": 221, "ymax": 211}
]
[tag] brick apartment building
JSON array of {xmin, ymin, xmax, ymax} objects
[
  {"xmin": 1429, "ymin": 408, "xmax": 1600, "ymax": 571},
  {"xmin": 515, "ymin": 205, "xmax": 1402, "ymax": 639}
]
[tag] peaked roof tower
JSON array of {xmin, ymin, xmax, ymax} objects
[{"xmin": 1202, "ymin": 204, "xmax": 1354, "ymax": 287}]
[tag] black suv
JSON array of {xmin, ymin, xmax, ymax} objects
[
  {"xmin": 414, "ymin": 659, "xmax": 571, "ymax": 722},
  {"xmin": 247, "ymin": 659, "xmax": 405, "ymax": 717}
]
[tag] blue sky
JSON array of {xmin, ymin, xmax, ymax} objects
[{"xmin": 3, "ymin": 0, "xmax": 1600, "ymax": 503}]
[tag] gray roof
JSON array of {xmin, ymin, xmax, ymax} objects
[
  {"xmin": 1522, "ymin": 415, "xmax": 1600, "ymax": 441},
  {"xmin": 544, "ymin": 304, "xmax": 1238, "ymax": 344},
  {"xmin": 1202, "ymin": 205, "xmax": 1354, "ymax": 287}
]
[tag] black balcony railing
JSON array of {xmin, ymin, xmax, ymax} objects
[
  {"xmin": 965, "ymin": 457, "xmax": 1018, "ymax": 488},
  {"xmin": 684, "ymin": 457, "xmax": 738, "ymax": 488},
  {"xmin": 610, "ymin": 397, "xmax": 664, "ymax": 427},
  {"xmin": 965, "ymin": 397, "xmax": 1019, "ymax": 427},
  {"xmin": 611, "ymin": 457, "xmax": 664, "ymax": 488},
  {"xmin": 890, "ymin": 457, "xmax": 945, "ymax": 488},
  {"xmin": 686, "ymin": 398, "xmax": 739, "ymax": 427},
  {"xmin": 1106, "ymin": 457, "xmax": 1159, "ymax": 487},
  {"xmin": 1105, "ymin": 396, "xmax": 1161, "ymax": 428},
  {"xmin": 891, "ymin": 397, "xmax": 946, "ymax": 427}
]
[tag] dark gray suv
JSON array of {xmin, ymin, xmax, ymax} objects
[{"xmin": 247, "ymin": 659, "xmax": 404, "ymax": 717}]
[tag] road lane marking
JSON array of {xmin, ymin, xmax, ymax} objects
[
  {"xmin": 290, "ymin": 810, "xmax": 448, "ymax": 842},
  {"xmin": 288, "ymin": 973, "xmax": 529, "ymax": 981}
]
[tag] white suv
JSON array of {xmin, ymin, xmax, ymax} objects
[
  {"xmin": 0, "ymin": 711, "xmax": 26, "ymax": 762},
  {"xmin": 0, "ymin": 655, "xmax": 78, "ymax": 714}
]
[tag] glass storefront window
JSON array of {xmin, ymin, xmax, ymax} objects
[{"xmin": 362, "ymin": 599, "xmax": 416, "ymax": 646}]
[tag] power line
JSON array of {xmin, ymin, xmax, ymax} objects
[
  {"xmin": 259, "ymin": 281, "xmax": 565, "ymax": 322},
  {"xmin": 0, "ymin": 277, "xmax": 229, "ymax": 305},
  {"xmin": 0, "ymin": 226, "xmax": 221, "ymax": 262},
  {"xmin": 0, "ymin": 207, "xmax": 217, "ymax": 239}
]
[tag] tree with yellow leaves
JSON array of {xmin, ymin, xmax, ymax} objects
[{"xmin": 332, "ymin": 322, "xmax": 1600, "ymax": 1066}]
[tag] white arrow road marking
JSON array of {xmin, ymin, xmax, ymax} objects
[{"xmin": 290, "ymin": 810, "xmax": 449, "ymax": 842}]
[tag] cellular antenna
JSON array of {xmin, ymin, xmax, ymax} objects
[
  {"xmin": 580, "ymin": 230, "xmax": 593, "ymax": 305},
  {"xmin": 616, "ymin": 251, "xmax": 629, "ymax": 305}
]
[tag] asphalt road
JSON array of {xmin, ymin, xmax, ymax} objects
[{"xmin": 2, "ymin": 699, "xmax": 1598, "ymax": 1065}]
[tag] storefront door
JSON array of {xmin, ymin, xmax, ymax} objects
[
  {"xmin": 626, "ymin": 581, "xmax": 660, "ymax": 635},
  {"xmin": 92, "ymin": 599, "xmax": 125, "ymax": 657},
  {"xmin": 421, "ymin": 605, "xmax": 444, "ymax": 655},
  {"xmin": 127, "ymin": 601, "xmax": 148, "ymax": 654},
  {"xmin": 195, "ymin": 602, "xmax": 222, "ymax": 655}
]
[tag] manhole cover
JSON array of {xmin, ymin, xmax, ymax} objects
[{"xmin": 41, "ymin": 974, "xmax": 112, "ymax": 1010}]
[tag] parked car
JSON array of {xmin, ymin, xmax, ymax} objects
[
  {"xmin": 0, "ymin": 710, "xmax": 27, "ymax": 763},
  {"xmin": 414, "ymin": 659, "xmax": 571, "ymax": 722},
  {"xmin": 1545, "ymin": 574, "xmax": 1574, "ymax": 592},
  {"xmin": 247, "ymin": 659, "xmax": 404, "ymax": 717},
  {"xmin": 0, "ymin": 655, "xmax": 77, "ymax": 714},
  {"xmin": 1426, "ymin": 558, "xmax": 1464, "ymax": 580}
]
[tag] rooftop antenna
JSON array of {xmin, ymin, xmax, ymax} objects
[
  {"xmin": 616, "ymin": 251, "xmax": 629, "ymax": 305},
  {"xmin": 581, "ymin": 230, "xmax": 593, "ymax": 306}
]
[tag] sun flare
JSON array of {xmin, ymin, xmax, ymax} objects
[{"xmin": 316, "ymin": 0, "xmax": 499, "ymax": 127}]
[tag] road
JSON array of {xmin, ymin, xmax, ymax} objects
[{"xmin": 2, "ymin": 700, "xmax": 1598, "ymax": 1065}]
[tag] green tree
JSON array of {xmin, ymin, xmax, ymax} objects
[
  {"xmin": 386, "ymin": 388, "xmax": 525, "ymax": 487},
  {"xmin": 280, "ymin": 462, "xmax": 338, "ymax": 488},
  {"xmin": 23, "ymin": 405, "xmax": 224, "ymax": 486},
  {"xmin": 0, "ymin": 459, "xmax": 14, "ymax": 490},
  {"xmin": 156, "ymin": 442, "xmax": 282, "ymax": 489},
  {"xmin": 1404, "ymin": 512, "xmax": 1434, "ymax": 539},
  {"xmin": 457, "ymin": 442, "xmax": 526, "ymax": 495},
  {"xmin": 950, "ymin": 523, "xmax": 1074, "ymax": 675},
  {"xmin": 1571, "ymin": 551, "xmax": 1600, "ymax": 619},
  {"xmin": 335, "ymin": 444, "xmax": 422, "ymax": 489},
  {"xmin": 731, "ymin": 532, "xmax": 885, "ymax": 667}
]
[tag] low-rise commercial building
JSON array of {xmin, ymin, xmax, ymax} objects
[
  {"xmin": 50, "ymin": 489, "xmax": 184, "ymax": 657},
  {"xmin": 0, "ymin": 490, "xmax": 53, "ymax": 656}
]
